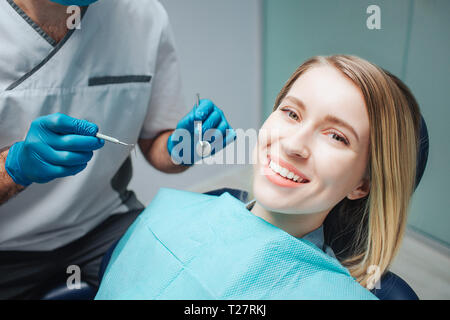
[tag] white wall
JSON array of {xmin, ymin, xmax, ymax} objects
[{"xmin": 128, "ymin": 0, "xmax": 262, "ymax": 205}]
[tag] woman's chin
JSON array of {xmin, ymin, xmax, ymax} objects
[
  {"xmin": 253, "ymin": 179, "xmax": 292, "ymax": 211},
  {"xmin": 252, "ymin": 172, "xmax": 316, "ymax": 214}
]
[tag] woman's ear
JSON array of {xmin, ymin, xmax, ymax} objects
[{"xmin": 347, "ymin": 177, "xmax": 370, "ymax": 200}]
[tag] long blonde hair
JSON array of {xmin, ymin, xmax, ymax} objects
[{"xmin": 273, "ymin": 55, "xmax": 421, "ymax": 288}]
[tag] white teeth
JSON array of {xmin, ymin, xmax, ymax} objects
[{"xmin": 269, "ymin": 160, "xmax": 307, "ymax": 183}]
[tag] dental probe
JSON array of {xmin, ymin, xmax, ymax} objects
[
  {"xmin": 194, "ymin": 94, "xmax": 211, "ymax": 157},
  {"xmin": 96, "ymin": 132, "xmax": 136, "ymax": 149}
]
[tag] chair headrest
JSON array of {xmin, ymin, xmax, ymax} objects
[{"xmin": 415, "ymin": 115, "xmax": 429, "ymax": 190}]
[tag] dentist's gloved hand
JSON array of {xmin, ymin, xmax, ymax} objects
[
  {"xmin": 167, "ymin": 99, "xmax": 236, "ymax": 165},
  {"xmin": 5, "ymin": 113, "xmax": 104, "ymax": 186}
]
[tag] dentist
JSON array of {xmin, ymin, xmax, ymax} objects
[{"xmin": 0, "ymin": 0, "xmax": 234, "ymax": 299}]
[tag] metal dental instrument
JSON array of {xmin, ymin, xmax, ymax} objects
[
  {"xmin": 194, "ymin": 93, "xmax": 211, "ymax": 157},
  {"xmin": 96, "ymin": 132, "xmax": 136, "ymax": 155}
]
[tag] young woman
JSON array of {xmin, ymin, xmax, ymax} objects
[
  {"xmin": 95, "ymin": 55, "xmax": 423, "ymax": 299},
  {"xmin": 251, "ymin": 55, "xmax": 421, "ymax": 289}
]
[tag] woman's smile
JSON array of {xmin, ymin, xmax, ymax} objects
[{"xmin": 263, "ymin": 154, "xmax": 310, "ymax": 188}]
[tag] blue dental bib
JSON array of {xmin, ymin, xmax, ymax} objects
[{"xmin": 95, "ymin": 188, "xmax": 376, "ymax": 300}]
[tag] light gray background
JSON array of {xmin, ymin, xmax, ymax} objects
[{"xmin": 129, "ymin": 0, "xmax": 262, "ymax": 206}]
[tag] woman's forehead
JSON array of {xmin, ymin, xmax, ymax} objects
[{"xmin": 289, "ymin": 66, "xmax": 364, "ymax": 108}]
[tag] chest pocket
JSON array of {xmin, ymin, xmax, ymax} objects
[
  {"xmin": 0, "ymin": 77, "xmax": 153, "ymax": 164},
  {"xmin": 88, "ymin": 75, "xmax": 152, "ymax": 87}
]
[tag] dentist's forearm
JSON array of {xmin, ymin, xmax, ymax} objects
[
  {"xmin": 0, "ymin": 149, "xmax": 25, "ymax": 206},
  {"xmin": 139, "ymin": 130, "xmax": 190, "ymax": 174}
]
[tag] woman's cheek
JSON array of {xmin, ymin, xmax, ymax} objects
[{"xmin": 315, "ymin": 144, "xmax": 353, "ymax": 183}]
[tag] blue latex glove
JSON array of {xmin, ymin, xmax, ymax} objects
[
  {"xmin": 167, "ymin": 99, "xmax": 236, "ymax": 165},
  {"xmin": 5, "ymin": 113, "xmax": 104, "ymax": 186}
]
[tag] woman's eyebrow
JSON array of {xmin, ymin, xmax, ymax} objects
[{"xmin": 283, "ymin": 95, "xmax": 360, "ymax": 143}]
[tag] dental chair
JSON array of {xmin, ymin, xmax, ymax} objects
[{"xmin": 41, "ymin": 116, "xmax": 429, "ymax": 300}]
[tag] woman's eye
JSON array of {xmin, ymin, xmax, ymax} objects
[
  {"xmin": 329, "ymin": 132, "xmax": 349, "ymax": 145},
  {"xmin": 288, "ymin": 111, "xmax": 299, "ymax": 120},
  {"xmin": 280, "ymin": 107, "xmax": 349, "ymax": 146},
  {"xmin": 281, "ymin": 108, "xmax": 299, "ymax": 121}
]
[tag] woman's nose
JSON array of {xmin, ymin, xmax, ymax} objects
[{"xmin": 281, "ymin": 127, "xmax": 311, "ymax": 159}]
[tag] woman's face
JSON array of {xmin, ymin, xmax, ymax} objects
[{"xmin": 253, "ymin": 65, "xmax": 371, "ymax": 215}]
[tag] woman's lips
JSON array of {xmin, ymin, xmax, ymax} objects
[
  {"xmin": 263, "ymin": 155, "xmax": 310, "ymax": 188},
  {"xmin": 267, "ymin": 154, "xmax": 311, "ymax": 182},
  {"xmin": 263, "ymin": 164, "xmax": 307, "ymax": 188},
  {"xmin": 268, "ymin": 154, "xmax": 310, "ymax": 182}
]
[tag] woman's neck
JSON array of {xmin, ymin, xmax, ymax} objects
[
  {"xmin": 250, "ymin": 201, "xmax": 328, "ymax": 238},
  {"xmin": 13, "ymin": 0, "xmax": 72, "ymax": 43}
]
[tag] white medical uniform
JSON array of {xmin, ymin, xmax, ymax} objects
[{"xmin": 0, "ymin": 0, "xmax": 188, "ymax": 251}]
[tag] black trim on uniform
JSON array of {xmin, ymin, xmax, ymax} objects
[
  {"xmin": 110, "ymin": 156, "xmax": 145, "ymax": 212},
  {"xmin": 6, "ymin": 0, "xmax": 57, "ymax": 47},
  {"xmin": 88, "ymin": 75, "xmax": 152, "ymax": 86},
  {"xmin": 5, "ymin": 6, "xmax": 89, "ymax": 91}
]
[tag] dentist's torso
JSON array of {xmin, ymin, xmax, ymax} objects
[{"xmin": 0, "ymin": 0, "xmax": 185, "ymax": 251}]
